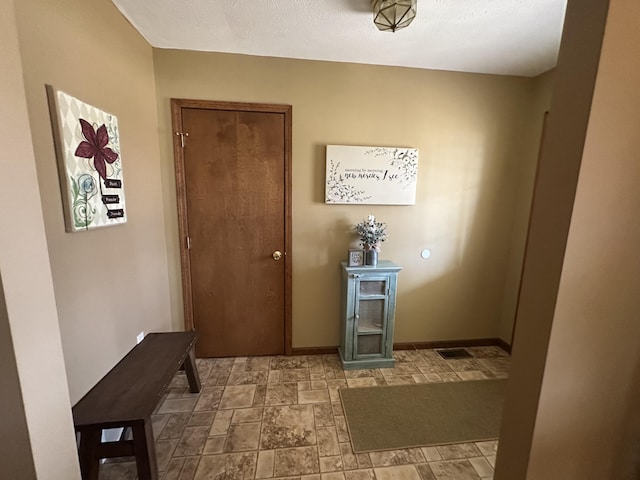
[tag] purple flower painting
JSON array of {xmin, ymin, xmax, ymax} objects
[{"xmin": 48, "ymin": 87, "xmax": 127, "ymax": 232}]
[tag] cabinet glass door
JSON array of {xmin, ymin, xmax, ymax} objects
[{"xmin": 354, "ymin": 278, "xmax": 389, "ymax": 358}]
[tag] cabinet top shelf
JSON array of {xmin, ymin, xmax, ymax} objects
[{"xmin": 341, "ymin": 260, "xmax": 402, "ymax": 273}]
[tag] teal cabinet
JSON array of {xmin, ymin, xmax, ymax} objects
[{"xmin": 339, "ymin": 261, "xmax": 402, "ymax": 370}]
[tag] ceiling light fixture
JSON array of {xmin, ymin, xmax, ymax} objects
[{"xmin": 371, "ymin": 0, "xmax": 417, "ymax": 32}]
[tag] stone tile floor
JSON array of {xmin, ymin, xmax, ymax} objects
[{"xmin": 100, "ymin": 346, "xmax": 509, "ymax": 480}]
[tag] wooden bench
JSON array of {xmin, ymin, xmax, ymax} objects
[{"xmin": 72, "ymin": 331, "xmax": 201, "ymax": 480}]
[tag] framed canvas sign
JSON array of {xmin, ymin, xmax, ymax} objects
[
  {"xmin": 348, "ymin": 249, "xmax": 365, "ymax": 267},
  {"xmin": 47, "ymin": 86, "xmax": 127, "ymax": 232},
  {"xmin": 325, "ymin": 145, "xmax": 418, "ymax": 205}
]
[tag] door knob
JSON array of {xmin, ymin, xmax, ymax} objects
[{"xmin": 272, "ymin": 251, "xmax": 283, "ymax": 261}]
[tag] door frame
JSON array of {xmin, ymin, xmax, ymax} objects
[
  {"xmin": 170, "ymin": 98, "xmax": 293, "ymax": 355},
  {"xmin": 510, "ymin": 111, "xmax": 549, "ymax": 350}
]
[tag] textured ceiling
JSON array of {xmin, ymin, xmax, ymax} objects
[{"xmin": 111, "ymin": 0, "xmax": 567, "ymax": 77}]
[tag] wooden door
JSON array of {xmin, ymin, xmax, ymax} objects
[{"xmin": 171, "ymin": 100, "xmax": 292, "ymax": 357}]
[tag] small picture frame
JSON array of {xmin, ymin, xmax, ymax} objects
[{"xmin": 348, "ymin": 249, "xmax": 365, "ymax": 267}]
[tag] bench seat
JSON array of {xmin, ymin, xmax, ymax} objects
[{"xmin": 72, "ymin": 331, "xmax": 201, "ymax": 480}]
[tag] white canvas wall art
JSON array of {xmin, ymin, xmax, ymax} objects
[
  {"xmin": 48, "ymin": 87, "xmax": 127, "ymax": 232},
  {"xmin": 325, "ymin": 145, "xmax": 418, "ymax": 205}
]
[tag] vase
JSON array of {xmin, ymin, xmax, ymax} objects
[{"xmin": 365, "ymin": 249, "xmax": 378, "ymax": 266}]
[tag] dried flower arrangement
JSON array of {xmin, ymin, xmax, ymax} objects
[{"xmin": 354, "ymin": 215, "xmax": 388, "ymax": 252}]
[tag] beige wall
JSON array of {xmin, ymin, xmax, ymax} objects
[
  {"xmin": 0, "ymin": 276, "xmax": 35, "ymax": 479},
  {"xmin": 0, "ymin": 1, "xmax": 80, "ymax": 477},
  {"xmin": 14, "ymin": 0, "xmax": 172, "ymax": 403},
  {"xmin": 496, "ymin": 0, "xmax": 640, "ymax": 478},
  {"xmin": 528, "ymin": 0, "xmax": 640, "ymax": 476},
  {"xmin": 154, "ymin": 50, "xmax": 547, "ymax": 348}
]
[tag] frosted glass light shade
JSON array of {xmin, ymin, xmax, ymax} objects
[{"xmin": 371, "ymin": 0, "xmax": 417, "ymax": 32}]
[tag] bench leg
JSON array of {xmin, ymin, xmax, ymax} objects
[
  {"xmin": 183, "ymin": 345, "xmax": 201, "ymax": 393},
  {"xmin": 132, "ymin": 418, "xmax": 158, "ymax": 480},
  {"xmin": 77, "ymin": 428, "xmax": 101, "ymax": 480}
]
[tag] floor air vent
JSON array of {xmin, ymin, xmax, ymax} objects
[{"xmin": 436, "ymin": 348, "xmax": 473, "ymax": 360}]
